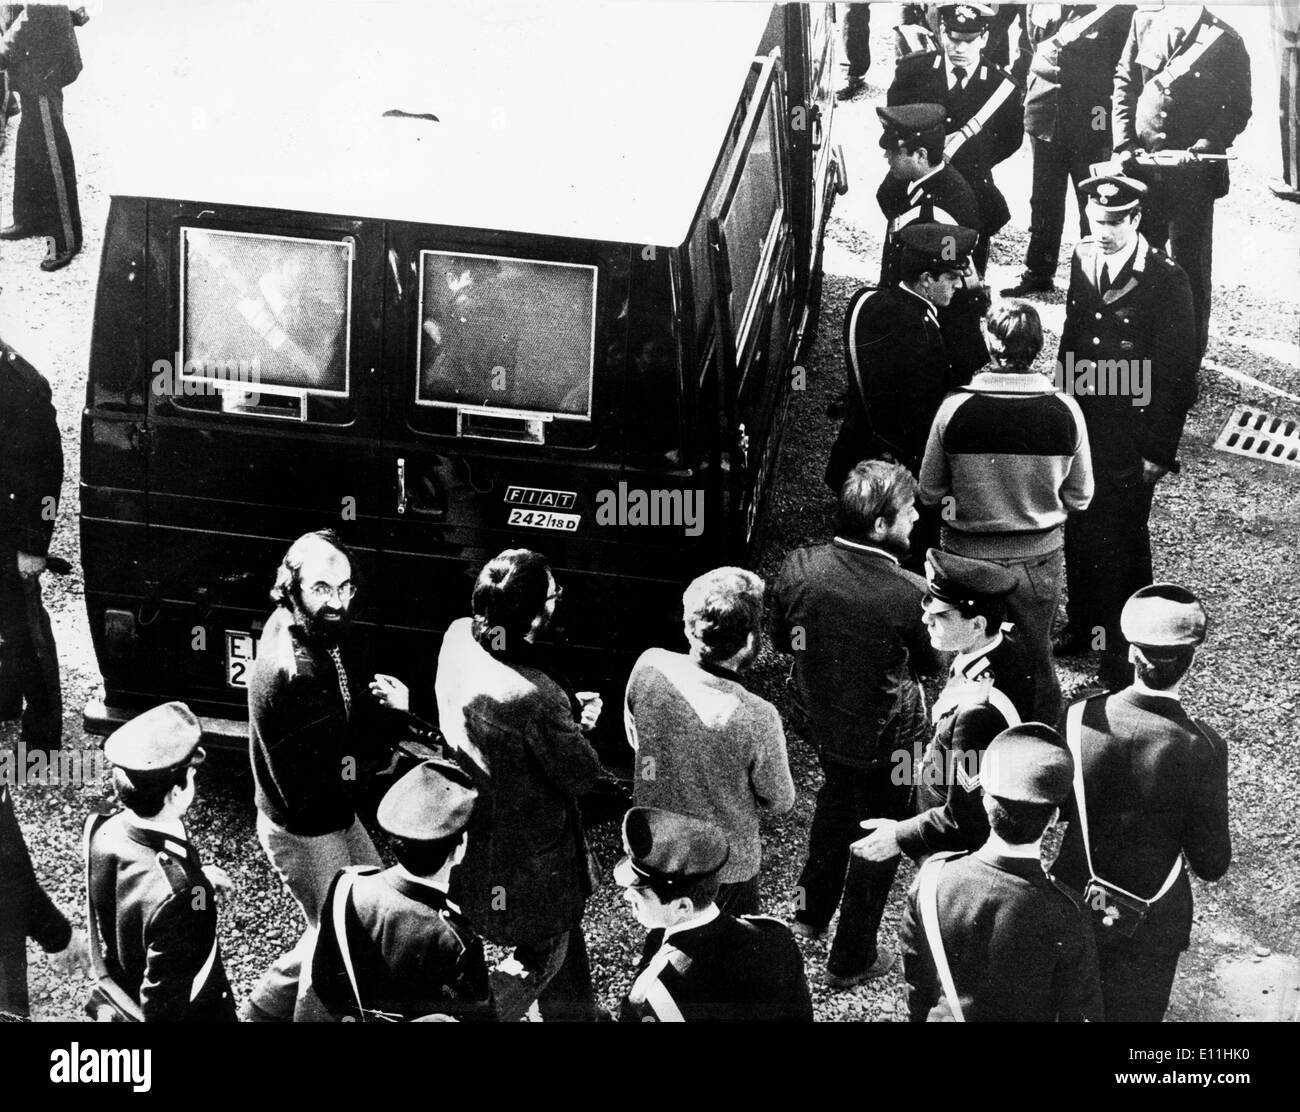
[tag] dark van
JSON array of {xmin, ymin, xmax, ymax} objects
[{"xmin": 80, "ymin": 3, "xmax": 846, "ymax": 751}]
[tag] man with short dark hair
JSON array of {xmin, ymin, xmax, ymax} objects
[
  {"xmin": 438, "ymin": 548, "xmax": 606, "ymax": 1021},
  {"xmin": 855, "ymin": 549, "xmax": 1037, "ymax": 865},
  {"xmin": 920, "ymin": 300, "xmax": 1093, "ymax": 723},
  {"xmin": 1054, "ymin": 584, "xmax": 1230, "ymax": 1022},
  {"xmin": 244, "ymin": 529, "xmax": 435, "ymax": 1021},
  {"xmin": 88, "ymin": 702, "xmax": 236, "ymax": 1021},
  {"xmin": 626, "ymin": 567, "xmax": 794, "ymax": 916},
  {"xmin": 774, "ymin": 460, "xmax": 938, "ymax": 989},
  {"xmin": 900, "ymin": 723, "xmax": 1102, "ymax": 1021},
  {"xmin": 615, "ymin": 807, "xmax": 812, "ymax": 1022},
  {"xmin": 309, "ymin": 759, "xmax": 494, "ymax": 1022}
]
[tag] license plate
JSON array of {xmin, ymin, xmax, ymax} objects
[
  {"xmin": 226, "ymin": 631, "xmax": 257, "ymax": 689},
  {"xmin": 507, "ymin": 507, "xmax": 580, "ymax": 532}
]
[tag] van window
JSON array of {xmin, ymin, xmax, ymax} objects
[
  {"xmin": 176, "ymin": 229, "xmax": 353, "ymax": 420},
  {"xmin": 720, "ymin": 94, "xmax": 781, "ymax": 339},
  {"xmin": 416, "ymin": 251, "xmax": 597, "ymax": 421}
]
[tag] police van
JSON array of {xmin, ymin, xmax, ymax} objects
[{"xmin": 80, "ymin": 2, "xmax": 845, "ymax": 752}]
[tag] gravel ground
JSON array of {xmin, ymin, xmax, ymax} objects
[{"xmin": 2, "ymin": 5, "xmax": 1298, "ymax": 1023}]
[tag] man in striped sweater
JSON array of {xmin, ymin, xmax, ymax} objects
[{"xmin": 918, "ymin": 302, "xmax": 1094, "ymax": 724}]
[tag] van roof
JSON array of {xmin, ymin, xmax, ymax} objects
[{"xmin": 109, "ymin": 1, "xmax": 774, "ymax": 247}]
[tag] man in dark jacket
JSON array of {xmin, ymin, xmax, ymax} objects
[
  {"xmin": 1055, "ymin": 584, "xmax": 1230, "ymax": 1022},
  {"xmin": 1054, "ymin": 175, "xmax": 1198, "ymax": 688},
  {"xmin": 901, "ymin": 724, "xmax": 1102, "ymax": 1022},
  {"xmin": 310, "ymin": 759, "xmax": 494, "ymax": 1022},
  {"xmin": 1, "ymin": 782, "xmax": 87, "ymax": 1017},
  {"xmin": 1004, "ymin": 4, "xmax": 1135, "ymax": 295},
  {"xmin": 89, "ymin": 702, "xmax": 237, "ymax": 1021},
  {"xmin": 0, "ymin": 3, "xmax": 82, "ymax": 269},
  {"xmin": 0, "ymin": 335, "xmax": 63, "ymax": 753},
  {"xmin": 773, "ymin": 461, "xmax": 938, "ymax": 989},
  {"xmin": 1112, "ymin": 4, "xmax": 1252, "ymax": 359},
  {"xmin": 437, "ymin": 548, "xmax": 606, "ymax": 1021},
  {"xmin": 889, "ymin": 3, "xmax": 1024, "ymax": 273},
  {"xmin": 616, "ymin": 807, "xmax": 812, "ymax": 1022}
]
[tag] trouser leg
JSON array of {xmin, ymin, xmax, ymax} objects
[
  {"xmin": 1281, "ymin": 46, "xmax": 1299, "ymax": 187},
  {"xmin": 12, "ymin": 91, "xmax": 81, "ymax": 254},
  {"xmin": 1025, "ymin": 135, "xmax": 1070, "ymax": 278},
  {"xmin": 0, "ymin": 932, "xmax": 30, "ymax": 1018},
  {"xmin": 794, "ymin": 761, "xmax": 857, "ymax": 929},
  {"xmin": 1081, "ymin": 483, "xmax": 1154, "ymax": 688},
  {"xmin": 491, "ymin": 930, "xmax": 570, "ymax": 1022},
  {"xmin": 1166, "ymin": 192, "xmax": 1214, "ymax": 361},
  {"xmin": 0, "ymin": 555, "xmax": 59, "ymax": 750},
  {"xmin": 1097, "ymin": 937, "xmax": 1182, "ymax": 1022},
  {"xmin": 987, "ymin": 548, "xmax": 1064, "ymax": 725},
  {"xmin": 537, "ymin": 919, "xmax": 598, "ymax": 1021},
  {"xmin": 716, "ymin": 874, "xmax": 761, "ymax": 917},
  {"xmin": 842, "ymin": 3, "xmax": 871, "ymax": 78}
]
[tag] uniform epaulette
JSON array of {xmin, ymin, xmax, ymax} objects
[
  {"xmin": 0, "ymin": 341, "xmax": 51, "ymax": 397},
  {"xmin": 1046, "ymin": 871, "xmax": 1087, "ymax": 911},
  {"xmin": 154, "ymin": 850, "xmax": 194, "ymax": 897},
  {"xmin": 898, "ymin": 48, "xmax": 943, "ymax": 68}
]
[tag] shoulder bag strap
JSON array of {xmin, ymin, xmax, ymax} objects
[
  {"xmin": 917, "ymin": 856, "xmax": 965, "ymax": 1023},
  {"xmin": 330, "ymin": 868, "xmax": 366, "ymax": 1021}
]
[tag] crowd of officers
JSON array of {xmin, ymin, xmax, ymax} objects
[{"xmin": 0, "ymin": 1, "xmax": 1266, "ymax": 1023}]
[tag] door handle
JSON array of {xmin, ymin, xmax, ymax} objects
[
  {"xmin": 809, "ymin": 103, "xmax": 824, "ymax": 152},
  {"xmin": 396, "ymin": 457, "xmax": 408, "ymax": 515}
]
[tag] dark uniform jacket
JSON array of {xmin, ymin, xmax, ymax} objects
[
  {"xmin": 772, "ymin": 540, "xmax": 936, "ymax": 772},
  {"xmin": 0, "ymin": 337, "xmax": 62, "ymax": 559},
  {"xmin": 901, "ymin": 850, "xmax": 1103, "ymax": 1022},
  {"xmin": 437, "ymin": 618, "xmax": 604, "ymax": 945},
  {"xmin": 619, "ymin": 911, "xmax": 813, "ymax": 1022},
  {"xmin": 311, "ymin": 866, "xmax": 494, "ymax": 1022},
  {"xmin": 1113, "ymin": 7, "xmax": 1252, "ymax": 199},
  {"xmin": 0, "ymin": 783, "xmax": 70, "ymax": 952},
  {"xmin": 889, "ymin": 49, "xmax": 1024, "ymax": 236},
  {"xmin": 1054, "ymin": 689, "xmax": 1231, "ymax": 953},
  {"xmin": 1025, "ymin": 4, "xmax": 1135, "ymax": 152},
  {"xmin": 87, "ymin": 811, "xmax": 236, "ymax": 1021},
  {"xmin": 826, "ymin": 283, "xmax": 954, "ymax": 486},
  {"xmin": 1057, "ymin": 236, "xmax": 1198, "ymax": 485},
  {"xmin": 0, "ymin": 4, "xmax": 81, "ymax": 92},
  {"xmin": 896, "ymin": 629, "xmax": 1037, "ymax": 860},
  {"xmin": 249, "ymin": 606, "xmax": 441, "ymax": 837}
]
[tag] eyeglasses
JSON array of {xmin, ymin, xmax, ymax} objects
[{"xmin": 305, "ymin": 581, "xmax": 356, "ymax": 603}]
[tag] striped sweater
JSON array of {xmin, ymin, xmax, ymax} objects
[{"xmin": 919, "ymin": 370, "xmax": 1094, "ymax": 558}]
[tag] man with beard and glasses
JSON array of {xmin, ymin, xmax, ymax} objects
[
  {"xmin": 625, "ymin": 567, "xmax": 794, "ymax": 917},
  {"xmin": 436, "ymin": 548, "xmax": 607, "ymax": 1021},
  {"xmin": 772, "ymin": 460, "xmax": 939, "ymax": 990},
  {"xmin": 242, "ymin": 529, "xmax": 439, "ymax": 1021}
]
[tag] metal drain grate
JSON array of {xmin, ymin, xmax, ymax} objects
[{"xmin": 1214, "ymin": 404, "xmax": 1300, "ymax": 469}]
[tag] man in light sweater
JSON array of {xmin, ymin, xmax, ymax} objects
[
  {"xmin": 625, "ymin": 567, "xmax": 794, "ymax": 916},
  {"xmin": 918, "ymin": 301, "xmax": 1093, "ymax": 723}
]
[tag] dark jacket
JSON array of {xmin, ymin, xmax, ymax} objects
[
  {"xmin": 826, "ymin": 283, "xmax": 953, "ymax": 487},
  {"xmin": 87, "ymin": 811, "xmax": 236, "ymax": 1022},
  {"xmin": 1057, "ymin": 236, "xmax": 1198, "ymax": 483},
  {"xmin": 1112, "ymin": 7, "xmax": 1252, "ymax": 199},
  {"xmin": 437, "ymin": 617, "xmax": 604, "ymax": 945},
  {"xmin": 1054, "ymin": 688, "xmax": 1231, "ymax": 952},
  {"xmin": 1025, "ymin": 4, "xmax": 1135, "ymax": 153},
  {"xmin": 901, "ymin": 850, "xmax": 1103, "ymax": 1022},
  {"xmin": 897, "ymin": 629, "xmax": 1037, "ymax": 860},
  {"xmin": 248, "ymin": 607, "xmax": 438, "ymax": 836},
  {"xmin": 0, "ymin": 336, "xmax": 62, "ymax": 559},
  {"xmin": 0, "ymin": 783, "xmax": 70, "ymax": 952},
  {"xmin": 0, "ymin": 4, "xmax": 81, "ymax": 92},
  {"xmin": 619, "ymin": 912, "xmax": 813, "ymax": 1022},
  {"xmin": 889, "ymin": 49, "xmax": 1024, "ymax": 235},
  {"xmin": 311, "ymin": 865, "xmax": 494, "ymax": 1022},
  {"xmin": 773, "ymin": 540, "xmax": 937, "ymax": 772}
]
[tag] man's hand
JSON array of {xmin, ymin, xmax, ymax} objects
[
  {"xmin": 202, "ymin": 865, "xmax": 234, "ymax": 897},
  {"xmin": 16, "ymin": 552, "xmax": 46, "ymax": 580},
  {"xmin": 1140, "ymin": 459, "xmax": 1169, "ymax": 486},
  {"xmin": 48, "ymin": 927, "xmax": 91, "ymax": 977},
  {"xmin": 851, "ymin": 818, "xmax": 902, "ymax": 863},
  {"xmin": 576, "ymin": 691, "xmax": 603, "ymax": 732},
  {"xmin": 370, "ymin": 673, "xmax": 409, "ymax": 712}
]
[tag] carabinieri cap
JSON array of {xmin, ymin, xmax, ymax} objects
[
  {"xmin": 1080, "ymin": 173, "xmax": 1147, "ymax": 213},
  {"xmin": 877, "ymin": 103, "xmax": 946, "ymax": 151},
  {"xmin": 377, "ymin": 758, "xmax": 478, "ymax": 842},
  {"xmin": 613, "ymin": 807, "xmax": 730, "ymax": 892},
  {"xmin": 981, "ymin": 723, "xmax": 1074, "ymax": 805},
  {"xmin": 898, "ymin": 222, "xmax": 978, "ymax": 272},
  {"xmin": 104, "ymin": 702, "xmax": 205, "ymax": 773},
  {"xmin": 924, "ymin": 548, "xmax": 1018, "ymax": 609},
  {"xmin": 941, "ymin": 3, "xmax": 997, "ymax": 34},
  {"xmin": 1120, "ymin": 583, "xmax": 1208, "ymax": 651}
]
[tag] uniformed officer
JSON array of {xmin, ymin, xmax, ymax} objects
[
  {"xmin": 87, "ymin": 702, "xmax": 237, "ymax": 1021},
  {"xmin": 876, "ymin": 103, "xmax": 988, "ymax": 380},
  {"xmin": 889, "ymin": 3, "xmax": 1024, "ymax": 274},
  {"xmin": 616, "ymin": 807, "xmax": 812, "ymax": 1022},
  {"xmin": 1270, "ymin": 0, "xmax": 1300, "ymax": 201},
  {"xmin": 899, "ymin": 723, "xmax": 1103, "ymax": 1022},
  {"xmin": 1003, "ymin": 3, "xmax": 1136, "ymax": 296},
  {"xmin": 1053, "ymin": 175, "xmax": 1197, "ymax": 689},
  {"xmin": 0, "ymin": 3, "xmax": 83, "ymax": 270},
  {"xmin": 0, "ymin": 335, "xmax": 63, "ymax": 752},
  {"xmin": 1112, "ymin": 4, "xmax": 1252, "ymax": 359},
  {"xmin": 854, "ymin": 549, "xmax": 1038, "ymax": 864},
  {"xmin": 308, "ymin": 758, "xmax": 495, "ymax": 1022},
  {"xmin": 1054, "ymin": 584, "xmax": 1229, "ymax": 1022}
]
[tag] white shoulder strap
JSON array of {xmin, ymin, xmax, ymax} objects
[
  {"xmin": 945, "ymin": 75, "xmax": 1018, "ymax": 161},
  {"xmin": 1154, "ymin": 22, "xmax": 1226, "ymax": 91},
  {"xmin": 917, "ymin": 857, "xmax": 965, "ymax": 1023},
  {"xmin": 1052, "ymin": 7, "xmax": 1110, "ymax": 51},
  {"xmin": 330, "ymin": 869, "xmax": 366, "ymax": 1021}
]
